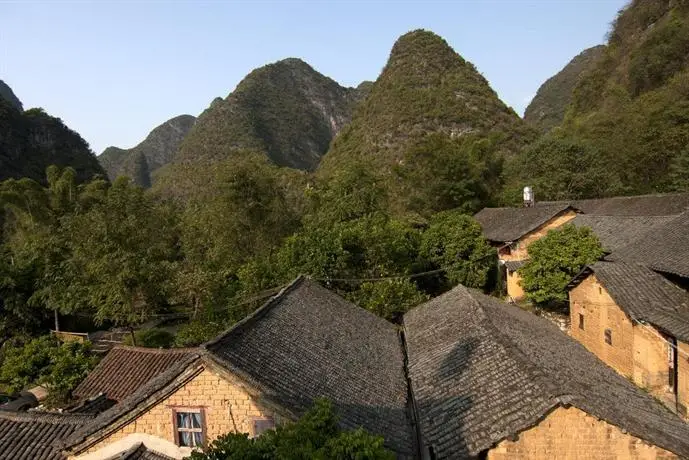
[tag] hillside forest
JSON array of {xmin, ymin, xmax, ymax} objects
[{"xmin": 1, "ymin": 0, "xmax": 689, "ymax": 401}]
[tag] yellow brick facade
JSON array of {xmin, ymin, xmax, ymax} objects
[
  {"xmin": 570, "ymin": 275, "xmax": 674, "ymax": 402},
  {"xmin": 677, "ymin": 341, "xmax": 689, "ymax": 415},
  {"xmin": 506, "ymin": 269, "xmax": 525, "ymax": 301},
  {"xmin": 75, "ymin": 366, "xmax": 287, "ymax": 458},
  {"xmin": 488, "ymin": 406, "xmax": 677, "ymax": 459},
  {"xmin": 500, "ymin": 210, "xmax": 577, "ymax": 262}
]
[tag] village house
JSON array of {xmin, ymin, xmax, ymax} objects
[
  {"xmin": 473, "ymin": 204, "xmax": 578, "ymax": 300},
  {"xmin": 59, "ymin": 277, "xmax": 413, "ymax": 460},
  {"xmin": 567, "ymin": 260, "xmax": 689, "ymax": 416},
  {"xmin": 569, "ymin": 214, "xmax": 673, "ymax": 253},
  {"xmin": 4, "ymin": 277, "xmax": 689, "ymax": 459},
  {"xmin": 404, "ymin": 284, "xmax": 689, "ymax": 459}
]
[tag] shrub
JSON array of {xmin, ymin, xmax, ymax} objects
[
  {"xmin": 174, "ymin": 321, "xmax": 225, "ymax": 347},
  {"xmin": 124, "ymin": 328, "xmax": 175, "ymax": 348}
]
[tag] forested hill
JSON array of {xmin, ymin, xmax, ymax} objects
[
  {"xmin": 524, "ymin": 45, "xmax": 605, "ymax": 132},
  {"xmin": 508, "ymin": 0, "xmax": 689, "ymax": 201},
  {"xmin": 0, "ymin": 94, "xmax": 103, "ymax": 184},
  {"xmin": 173, "ymin": 58, "xmax": 362, "ymax": 171},
  {"xmin": 0, "ymin": 79, "xmax": 23, "ymax": 111},
  {"xmin": 317, "ymin": 29, "xmax": 537, "ymax": 217},
  {"xmin": 99, "ymin": 114, "xmax": 196, "ymax": 187}
]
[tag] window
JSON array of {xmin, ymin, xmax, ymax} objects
[
  {"xmin": 578, "ymin": 313, "xmax": 585, "ymax": 330},
  {"xmin": 173, "ymin": 409, "xmax": 204, "ymax": 447},
  {"xmin": 604, "ymin": 329, "xmax": 612, "ymax": 345},
  {"xmin": 252, "ymin": 417, "xmax": 275, "ymax": 437}
]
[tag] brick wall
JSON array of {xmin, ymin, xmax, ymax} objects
[
  {"xmin": 80, "ymin": 367, "xmax": 287, "ymax": 456},
  {"xmin": 506, "ymin": 270, "xmax": 525, "ymax": 300},
  {"xmin": 488, "ymin": 406, "xmax": 677, "ymax": 459},
  {"xmin": 570, "ymin": 275, "xmax": 635, "ymax": 377},
  {"xmin": 677, "ymin": 341, "xmax": 689, "ymax": 415},
  {"xmin": 500, "ymin": 210, "xmax": 577, "ymax": 262},
  {"xmin": 570, "ymin": 274, "xmax": 676, "ymax": 404}
]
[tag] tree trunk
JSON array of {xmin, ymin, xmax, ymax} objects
[
  {"xmin": 129, "ymin": 327, "xmax": 137, "ymax": 346},
  {"xmin": 54, "ymin": 309, "xmax": 60, "ymax": 332}
]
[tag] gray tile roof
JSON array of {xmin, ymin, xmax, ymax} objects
[
  {"xmin": 73, "ymin": 346, "xmax": 198, "ymax": 402},
  {"xmin": 570, "ymin": 214, "xmax": 673, "ymax": 252},
  {"xmin": 403, "ymin": 284, "xmax": 689, "ymax": 459},
  {"xmin": 569, "ymin": 261, "xmax": 689, "ymax": 342},
  {"xmin": 608, "ymin": 211, "xmax": 689, "ymax": 278},
  {"xmin": 503, "ymin": 260, "xmax": 525, "ymax": 272},
  {"xmin": 104, "ymin": 443, "xmax": 175, "ymax": 460},
  {"xmin": 204, "ymin": 276, "xmax": 414, "ymax": 457},
  {"xmin": 473, "ymin": 204, "xmax": 574, "ymax": 242},
  {"xmin": 0, "ymin": 411, "xmax": 93, "ymax": 460},
  {"xmin": 540, "ymin": 192, "xmax": 689, "ymax": 216}
]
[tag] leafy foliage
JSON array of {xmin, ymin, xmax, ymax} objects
[
  {"xmin": 187, "ymin": 399, "xmax": 394, "ymax": 460},
  {"xmin": 0, "ymin": 335, "xmax": 97, "ymax": 405},
  {"xmin": 519, "ymin": 225, "xmax": 604, "ymax": 304},
  {"xmin": 419, "ymin": 210, "xmax": 496, "ymax": 290},
  {"xmin": 174, "ymin": 321, "xmax": 226, "ymax": 348},
  {"xmin": 348, "ymin": 279, "xmax": 428, "ymax": 322},
  {"xmin": 123, "ymin": 328, "xmax": 175, "ymax": 349}
]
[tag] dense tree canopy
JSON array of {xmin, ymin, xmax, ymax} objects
[{"xmin": 520, "ymin": 225, "xmax": 604, "ymax": 304}]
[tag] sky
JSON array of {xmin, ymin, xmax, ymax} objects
[{"xmin": 1, "ymin": 0, "xmax": 628, "ymax": 154}]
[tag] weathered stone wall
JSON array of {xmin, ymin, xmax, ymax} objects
[
  {"xmin": 677, "ymin": 341, "xmax": 689, "ymax": 416},
  {"xmin": 488, "ymin": 406, "xmax": 677, "ymax": 459}
]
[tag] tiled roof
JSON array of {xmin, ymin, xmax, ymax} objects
[
  {"xmin": 569, "ymin": 261, "xmax": 689, "ymax": 342},
  {"xmin": 570, "ymin": 214, "xmax": 673, "ymax": 252},
  {"xmin": 403, "ymin": 285, "xmax": 689, "ymax": 459},
  {"xmin": 204, "ymin": 277, "xmax": 414, "ymax": 457},
  {"xmin": 63, "ymin": 354, "xmax": 202, "ymax": 454},
  {"xmin": 104, "ymin": 443, "xmax": 175, "ymax": 460},
  {"xmin": 73, "ymin": 346, "xmax": 198, "ymax": 402},
  {"xmin": 503, "ymin": 260, "xmax": 525, "ymax": 272},
  {"xmin": 541, "ymin": 192, "xmax": 689, "ymax": 216},
  {"xmin": 473, "ymin": 204, "xmax": 574, "ymax": 242},
  {"xmin": 606, "ymin": 211, "xmax": 689, "ymax": 278},
  {"xmin": 0, "ymin": 411, "xmax": 93, "ymax": 460}
]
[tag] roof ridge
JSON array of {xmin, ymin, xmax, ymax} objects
[
  {"xmin": 201, "ymin": 275, "xmax": 306, "ymax": 350},
  {"xmin": 0, "ymin": 410, "xmax": 94, "ymax": 424},
  {"xmin": 111, "ymin": 345, "xmax": 200, "ymax": 354}
]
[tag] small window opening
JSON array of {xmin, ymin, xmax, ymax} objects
[
  {"xmin": 253, "ymin": 417, "xmax": 275, "ymax": 437},
  {"xmin": 174, "ymin": 409, "xmax": 204, "ymax": 447},
  {"xmin": 578, "ymin": 313, "xmax": 585, "ymax": 330},
  {"xmin": 605, "ymin": 329, "xmax": 612, "ymax": 345}
]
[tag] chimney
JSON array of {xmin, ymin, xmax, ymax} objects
[{"xmin": 523, "ymin": 186, "xmax": 535, "ymax": 208}]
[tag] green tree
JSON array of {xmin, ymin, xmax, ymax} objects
[
  {"xmin": 123, "ymin": 328, "xmax": 175, "ymax": 349},
  {"xmin": 419, "ymin": 210, "xmax": 495, "ymax": 290},
  {"xmin": 668, "ymin": 146, "xmax": 689, "ymax": 191},
  {"xmin": 520, "ymin": 224, "xmax": 604, "ymax": 304},
  {"xmin": 0, "ymin": 335, "xmax": 96, "ymax": 405},
  {"xmin": 395, "ymin": 133, "xmax": 503, "ymax": 216},
  {"xmin": 64, "ymin": 177, "xmax": 180, "ymax": 338},
  {"xmin": 187, "ymin": 399, "xmax": 394, "ymax": 460},
  {"xmin": 349, "ymin": 279, "xmax": 428, "ymax": 322}
]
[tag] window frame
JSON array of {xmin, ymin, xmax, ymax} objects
[
  {"xmin": 604, "ymin": 328, "xmax": 612, "ymax": 345},
  {"xmin": 171, "ymin": 407, "xmax": 206, "ymax": 448},
  {"xmin": 578, "ymin": 313, "xmax": 585, "ymax": 330},
  {"xmin": 250, "ymin": 416, "xmax": 275, "ymax": 438}
]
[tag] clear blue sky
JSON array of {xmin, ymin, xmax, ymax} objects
[{"xmin": 1, "ymin": 0, "xmax": 627, "ymax": 154}]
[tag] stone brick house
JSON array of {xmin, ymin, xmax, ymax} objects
[
  {"xmin": 403, "ymin": 284, "xmax": 689, "ymax": 459},
  {"xmin": 567, "ymin": 261, "xmax": 689, "ymax": 416},
  {"xmin": 473, "ymin": 204, "xmax": 578, "ymax": 300},
  {"xmin": 59, "ymin": 277, "xmax": 413, "ymax": 459},
  {"xmin": 5, "ymin": 277, "xmax": 689, "ymax": 459}
]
